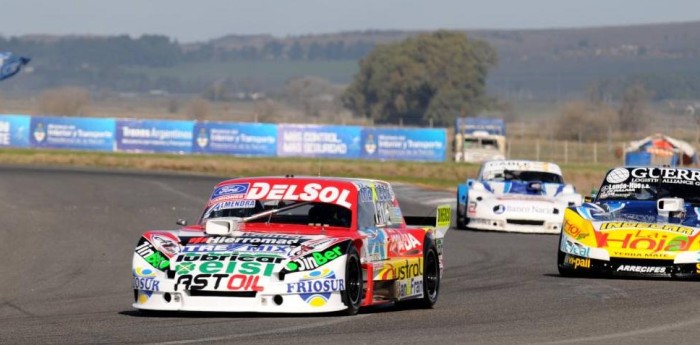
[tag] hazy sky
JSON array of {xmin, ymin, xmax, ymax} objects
[{"xmin": 3, "ymin": 0, "xmax": 700, "ymax": 42}]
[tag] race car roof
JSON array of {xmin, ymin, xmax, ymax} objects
[
  {"xmin": 214, "ymin": 176, "xmax": 389, "ymax": 190},
  {"xmin": 209, "ymin": 176, "xmax": 393, "ymax": 209},
  {"xmin": 481, "ymin": 160, "xmax": 562, "ymax": 176}
]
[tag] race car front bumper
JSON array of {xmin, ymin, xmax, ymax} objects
[
  {"xmin": 559, "ymin": 252, "xmax": 700, "ymax": 278},
  {"xmin": 466, "ymin": 198, "xmax": 566, "ymax": 234}
]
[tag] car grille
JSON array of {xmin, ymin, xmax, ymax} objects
[{"xmin": 506, "ymin": 219, "xmax": 545, "ymax": 226}]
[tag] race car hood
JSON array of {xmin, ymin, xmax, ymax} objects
[
  {"xmin": 481, "ymin": 180, "xmax": 569, "ymax": 199},
  {"xmin": 563, "ymin": 202, "xmax": 700, "ymax": 260},
  {"xmin": 169, "ymin": 231, "xmax": 353, "ymax": 291}
]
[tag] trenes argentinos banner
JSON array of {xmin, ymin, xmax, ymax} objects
[
  {"xmin": 0, "ymin": 114, "xmax": 30, "ymax": 147},
  {"xmin": 116, "ymin": 119, "xmax": 194, "ymax": 153},
  {"xmin": 276, "ymin": 124, "xmax": 361, "ymax": 159},
  {"xmin": 30, "ymin": 116, "xmax": 114, "ymax": 151},
  {"xmin": 360, "ymin": 127, "xmax": 447, "ymax": 162},
  {"xmin": 193, "ymin": 122, "xmax": 277, "ymax": 156}
]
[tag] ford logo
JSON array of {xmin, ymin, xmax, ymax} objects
[{"xmin": 212, "ymin": 183, "xmax": 249, "ymax": 198}]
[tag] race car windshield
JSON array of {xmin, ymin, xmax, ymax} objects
[
  {"xmin": 200, "ymin": 200, "xmax": 352, "ymax": 228},
  {"xmin": 488, "ymin": 170, "xmax": 563, "ymax": 184},
  {"xmin": 596, "ymin": 168, "xmax": 700, "ymax": 203}
]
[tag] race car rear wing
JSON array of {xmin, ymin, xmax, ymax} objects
[{"xmin": 403, "ymin": 204, "xmax": 451, "ymax": 238}]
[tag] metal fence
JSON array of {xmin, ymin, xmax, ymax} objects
[{"xmin": 507, "ymin": 139, "xmax": 625, "ymax": 165}]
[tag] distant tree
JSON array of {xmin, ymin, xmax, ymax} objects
[
  {"xmin": 254, "ymin": 99, "xmax": 281, "ymax": 122},
  {"xmin": 618, "ymin": 83, "xmax": 649, "ymax": 134},
  {"xmin": 555, "ymin": 101, "xmax": 617, "ymax": 141},
  {"xmin": 187, "ymin": 97, "xmax": 211, "ymax": 121},
  {"xmin": 202, "ymin": 81, "xmax": 228, "ymax": 102},
  {"xmin": 287, "ymin": 42, "xmax": 305, "ymax": 60},
  {"xmin": 342, "ymin": 31, "xmax": 497, "ymax": 126},
  {"xmin": 285, "ymin": 76, "xmax": 338, "ymax": 117},
  {"xmin": 37, "ymin": 87, "xmax": 91, "ymax": 116}
]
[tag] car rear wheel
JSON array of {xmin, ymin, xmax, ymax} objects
[
  {"xmin": 397, "ymin": 238, "xmax": 440, "ymax": 309},
  {"xmin": 341, "ymin": 244, "xmax": 363, "ymax": 315}
]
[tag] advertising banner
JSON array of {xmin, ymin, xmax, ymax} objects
[
  {"xmin": 0, "ymin": 114, "xmax": 30, "ymax": 147},
  {"xmin": 30, "ymin": 116, "xmax": 114, "ymax": 151},
  {"xmin": 277, "ymin": 124, "xmax": 361, "ymax": 159},
  {"xmin": 193, "ymin": 122, "xmax": 277, "ymax": 156},
  {"xmin": 116, "ymin": 119, "xmax": 193, "ymax": 153},
  {"xmin": 361, "ymin": 128, "xmax": 447, "ymax": 162}
]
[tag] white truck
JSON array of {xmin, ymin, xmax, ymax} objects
[{"xmin": 454, "ymin": 118, "xmax": 506, "ymax": 163}]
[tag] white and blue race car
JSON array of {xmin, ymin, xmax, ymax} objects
[{"xmin": 456, "ymin": 160, "xmax": 582, "ymax": 233}]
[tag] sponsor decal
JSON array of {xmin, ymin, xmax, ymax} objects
[
  {"xmin": 133, "ymin": 276, "xmax": 160, "ymax": 292},
  {"xmin": 175, "ymin": 259, "xmax": 277, "ymax": 276},
  {"xmin": 288, "ymin": 269, "xmax": 345, "ymax": 307},
  {"xmin": 597, "ymin": 230, "xmax": 692, "ymax": 253},
  {"xmin": 616, "ymin": 265, "xmax": 667, "ymax": 274},
  {"xmin": 696, "ymin": 263, "xmax": 700, "ymax": 274},
  {"xmin": 187, "ymin": 234, "xmax": 304, "ymax": 246},
  {"xmin": 207, "ymin": 199, "xmax": 257, "ymax": 212},
  {"xmin": 600, "ymin": 222, "xmax": 694, "ymax": 236},
  {"xmin": 560, "ymin": 238, "xmax": 590, "ymax": 258},
  {"xmin": 360, "ymin": 228, "xmax": 387, "ymax": 261},
  {"xmin": 227, "ymin": 274, "xmax": 264, "ymax": 291},
  {"xmin": 564, "ymin": 255, "xmax": 590, "ymax": 269},
  {"xmin": 144, "ymin": 233, "xmax": 181, "ymax": 258},
  {"xmin": 630, "ymin": 167, "xmax": 700, "ymax": 186},
  {"xmin": 388, "ymin": 232, "xmax": 422, "ymax": 256},
  {"xmin": 606, "ymin": 168, "xmax": 630, "ymax": 183},
  {"xmin": 493, "ymin": 204, "xmax": 505, "ymax": 214},
  {"xmin": 379, "ymin": 258, "xmax": 424, "ymax": 280},
  {"xmin": 243, "ymin": 182, "xmax": 353, "ymax": 208},
  {"xmin": 209, "ymin": 183, "xmax": 250, "ymax": 204},
  {"xmin": 135, "ymin": 239, "xmax": 170, "ymax": 271},
  {"xmin": 174, "ymin": 274, "xmax": 229, "ymax": 291},
  {"xmin": 176, "ymin": 252, "xmax": 285, "ymax": 264},
  {"xmin": 133, "ymin": 267, "xmax": 160, "ymax": 303},
  {"xmin": 358, "ymin": 184, "xmax": 394, "ymax": 203},
  {"xmin": 437, "ymin": 205, "xmax": 451, "ymax": 228},
  {"xmin": 286, "ymin": 245, "xmax": 345, "ymax": 273},
  {"xmin": 396, "ymin": 276, "xmax": 423, "ymax": 299},
  {"xmin": 500, "ymin": 204, "xmax": 553, "ymax": 214},
  {"xmin": 564, "ymin": 221, "xmax": 591, "ymax": 240},
  {"xmin": 182, "ymin": 243, "xmax": 291, "ymax": 254}
]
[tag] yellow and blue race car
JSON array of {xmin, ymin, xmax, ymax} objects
[{"xmin": 558, "ymin": 166, "xmax": 700, "ymax": 278}]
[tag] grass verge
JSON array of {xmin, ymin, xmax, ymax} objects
[{"xmin": 0, "ymin": 148, "xmax": 610, "ymax": 192}]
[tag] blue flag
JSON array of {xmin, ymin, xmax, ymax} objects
[{"xmin": 0, "ymin": 52, "xmax": 31, "ymax": 81}]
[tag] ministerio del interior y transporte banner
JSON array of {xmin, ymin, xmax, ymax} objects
[
  {"xmin": 360, "ymin": 127, "xmax": 447, "ymax": 162},
  {"xmin": 192, "ymin": 121, "xmax": 277, "ymax": 156},
  {"xmin": 30, "ymin": 115, "xmax": 115, "ymax": 151}
]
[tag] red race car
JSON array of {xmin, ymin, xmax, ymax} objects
[{"xmin": 132, "ymin": 176, "xmax": 451, "ymax": 314}]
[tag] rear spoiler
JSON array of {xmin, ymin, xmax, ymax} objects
[{"xmin": 404, "ymin": 204, "xmax": 451, "ymax": 238}]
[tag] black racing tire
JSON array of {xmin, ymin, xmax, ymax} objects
[
  {"xmin": 456, "ymin": 198, "xmax": 467, "ymax": 230},
  {"xmin": 557, "ymin": 233, "xmax": 577, "ymax": 277},
  {"xmin": 341, "ymin": 244, "xmax": 363, "ymax": 316},
  {"xmin": 397, "ymin": 238, "xmax": 440, "ymax": 309}
]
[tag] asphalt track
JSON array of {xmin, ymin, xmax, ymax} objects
[{"xmin": 1, "ymin": 165, "xmax": 699, "ymax": 345}]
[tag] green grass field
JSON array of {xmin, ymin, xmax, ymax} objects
[{"xmin": 128, "ymin": 60, "xmax": 359, "ymax": 85}]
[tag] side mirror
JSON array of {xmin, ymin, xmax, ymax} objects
[
  {"xmin": 205, "ymin": 218, "xmax": 243, "ymax": 235},
  {"xmin": 176, "ymin": 219, "xmax": 188, "ymax": 226},
  {"xmin": 657, "ymin": 198, "xmax": 685, "ymax": 218}
]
